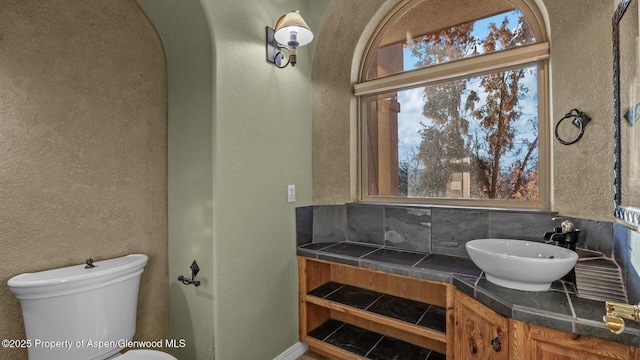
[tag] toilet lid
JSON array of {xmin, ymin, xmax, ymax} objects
[{"xmin": 117, "ymin": 350, "xmax": 178, "ymax": 360}]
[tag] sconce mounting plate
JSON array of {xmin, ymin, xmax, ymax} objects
[{"xmin": 266, "ymin": 27, "xmax": 281, "ymax": 66}]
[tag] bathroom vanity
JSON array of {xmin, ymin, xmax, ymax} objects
[
  {"xmin": 297, "ymin": 243, "xmax": 640, "ymax": 359},
  {"xmin": 456, "ymin": 291, "xmax": 638, "ymax": 360}
]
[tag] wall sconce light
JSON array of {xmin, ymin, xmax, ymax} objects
[{"xmin": 266, "ymin": 11, "xmax": 313, "ymax": 68}]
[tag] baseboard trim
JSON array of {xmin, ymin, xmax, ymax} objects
[{"xmin": 273, "ymin": 341, "xmax": 308, "ymax": 360}]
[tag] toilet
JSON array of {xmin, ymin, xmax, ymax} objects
[{"xmin": 7, "ymin": 254, "xmax": 177, "ymax": 360}]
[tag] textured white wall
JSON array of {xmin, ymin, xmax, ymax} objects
[
  {"xmin": 546, "ymin": 0, "xmax": 616, "ymax": 220},
  {"xmin": 312, "ymin": 0, "xmax": 623, "ymax": 222},
  {"xmin": 0, "ymin": 1, "xmax": 168, "ymax": 359}
]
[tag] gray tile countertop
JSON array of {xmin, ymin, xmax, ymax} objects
[{"xmin": 297, "ymin": 241, "xmax": 640, "ymax": 348}]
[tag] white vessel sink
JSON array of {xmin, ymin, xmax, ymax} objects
[{"xmin": 465, "ymin": 239, "xmax": 578, "ymax": 291}]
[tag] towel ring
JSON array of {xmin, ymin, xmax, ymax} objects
[{"xmin": 554, "ymin": 108, "xmax": 592, "ymax": 145}]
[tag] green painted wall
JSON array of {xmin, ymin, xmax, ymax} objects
[
  {"xmin": 138, "ymin": 0, "xmax": 327, "ymax": 358},
  {"xmin": 136, "ymin": 0, "xmax": 214, "ymax": 358},
  {"xmin": 209, "ymin": 1, "xmax": 314, "ymax": 358}
]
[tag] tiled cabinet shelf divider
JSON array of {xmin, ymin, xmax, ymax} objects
[{"xmin": 299, "ymin": 257, "xmax": 454, "ymax": 359}]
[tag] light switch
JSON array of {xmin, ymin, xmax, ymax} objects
[{"xmin": 287, "ymin": 185, "xmax": 296, "ymax": 203}]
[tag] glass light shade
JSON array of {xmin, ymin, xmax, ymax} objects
[{"xmin": 274, "ymin": 11, "xmax": 313, "ymax": 47}]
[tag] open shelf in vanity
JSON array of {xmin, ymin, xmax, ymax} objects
[{"xmin": 298, "ymin": 256, "xmax": 454, "ymax": 359}]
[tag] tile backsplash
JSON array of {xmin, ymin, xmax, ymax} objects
[
  {"xmin": 384, "ymin": 207, "xmax": 432, "ymax": 253},
  {"xmin": 296, "ymin": 203, "xmax": 640, "ymax": 304}
]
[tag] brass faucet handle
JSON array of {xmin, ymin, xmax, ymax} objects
[
  {"xmin": 606, "ymin": 301, "xmax": 640, "ymax": 322},
  {"xmin": 604, "ymin": 301, "xmax": 640, "ymax": 334}
]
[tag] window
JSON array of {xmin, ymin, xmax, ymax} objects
[{"xmin": 356, "ymin": 0, "xmax": 549, "ymax": 208}]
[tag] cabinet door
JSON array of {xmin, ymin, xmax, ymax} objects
[
  {"xmin": 510, "ymin": 320, "xmax": 638, "ymax": 360},
  {"xmin": 454, "ymin": 291, "xmax": 509, "ymax": 360}
]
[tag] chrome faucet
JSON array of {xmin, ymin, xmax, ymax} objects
[
  {"xmin": 543, "ymin": 217, "xmax": 579, "ymax": 251},
  {"xmin": 544, "ymin": 232, "xmax": 566, "ymax": 244}
]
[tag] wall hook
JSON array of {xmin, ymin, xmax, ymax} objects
[{"xmin": 178, "ymin": 260, "xmax": 201, "ymax": 287}]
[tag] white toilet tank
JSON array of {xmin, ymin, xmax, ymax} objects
[{"xmin": 7, "ymin": 254, "xmax": 148, "ymax": 360}]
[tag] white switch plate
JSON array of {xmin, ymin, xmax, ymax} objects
[{"xmin": 287, "ymin": 185, "xmax": 296, "ymax": 203}]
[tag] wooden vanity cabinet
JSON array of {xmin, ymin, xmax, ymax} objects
[
  {"xmin": 454, "ymin": 289, "xmax": 639, "ymax": 360},
  {"xmin": 453, "ymin": 290, "xmax": 640, "ymax": 360},
  {"xmin": 510, "ymin": 320, "xmax": 640, "ymax": 360},
  {"xmin": 454, "ymin": 290, "xmax": 509, "ymax": 360}
]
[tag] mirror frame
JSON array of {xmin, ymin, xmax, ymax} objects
[{"xmin": 613, "ymin": 0, "xmax": 640, "ymax": 227}]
